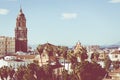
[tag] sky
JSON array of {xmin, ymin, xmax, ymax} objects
[{"xmin": 0, "ymin": 0, "xmax": 120, "ymax": 46}]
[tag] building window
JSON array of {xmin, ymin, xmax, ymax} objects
[{"xmin": 115, "ymin": 55, "xmax": 118, "ymax": 58}]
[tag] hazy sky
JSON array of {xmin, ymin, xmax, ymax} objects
[{"xmin": 0, "ymin": 0, "xmax": 120, "ymax": 46}]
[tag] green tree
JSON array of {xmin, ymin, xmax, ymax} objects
[
  {"xmin": 113, "ymin": 60, "xmax": 119, "ymax": 70},
  {"xmin": 62, "ymin": 69, "xmax": 69, "ymax": 80},
  {"xmin": 66, "ymin": 50, "xmax": 75, "ymax": 71},
  {"xmin": 59, "ymin": 46, "xmax": 68, "ymax": 68},
  {"xmin": 8, "ymin": 67, "xmax": 15, "ymax": 80},
  {"xmin": 42, "ymin": 64, "xmax": 53, "ymax": 80},
  {"xmin": 74, "ymin": 61, "xmax": 106, "ymax": 80},
  {"xmin": 69, "ymin": 72, "xmax": 78, "ymax": 80},
  {"xmin": 0, "ymin": 67, "xmax": 4, "ymax": 80},
  {"xmin": 104, "ymin": 55, "xmax": 112, "ymax": 71},
  {"xmin": 37, "ymin": 44, "xmax": 44, "ymax": 66},
  {"xmin": 36, "ymin": 67, "xmax": 45, "ymax": 80},
  {"xmin": 0, "ymin": 66, "xmax": 9, "ymax": 80},
  {"xmin": 74, "ymin": 46, "xmax": 88, "ymax": 62},
  {"xmin": 15, "ymin": 66, "xmax": 27, "ymax": 80},
  {"xmin": 23, "ymin": 69, "xmax": 37, "ymax": 80}
]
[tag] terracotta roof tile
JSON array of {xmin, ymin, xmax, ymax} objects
[{"xmin": 16, "ymin": 55, "xmax": 36, "ymax": 59}]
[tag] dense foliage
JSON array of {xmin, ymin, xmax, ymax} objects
[{"xmin": 0, "ymin": 43, "xmax": 107, "ymax": 80}]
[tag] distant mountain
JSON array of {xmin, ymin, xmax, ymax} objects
[
  {"xmin": 113, "ymin": 41, "xmax": 120, "ymax": 46},
  {"xmin": 100, "ymin": 41, "xmax": 120, "ymax": 49},
  {"xmin": 29, "ymin": 41, "xmax": 120, "ymax": 50},
  {"xmin": 29, "ymin": 44, "xmax": 74, "ymax": 49}
]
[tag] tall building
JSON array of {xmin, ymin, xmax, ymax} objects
[
  {"xmin": 0, "ymin": 36, "xmax": 15, "ymax": 55},
  {"xmin": 15, "ymin": 8, "xmax": 28, "ymax": 52}
]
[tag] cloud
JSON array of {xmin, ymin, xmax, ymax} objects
[
  {"xmin": 109, "ymin": 0, "xmax": 120, "ymax": 3},
  {"xmin": 0, "ymin": 9, "xmax": 9, "ymax": 15},
  {"xmin": 61, "ymin": 13, "xmax": 78, "ymax": 20}
]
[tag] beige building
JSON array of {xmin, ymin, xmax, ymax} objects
[
  {"xmin": 0, "ymin": 36, "xmax": 15, "ymax": 55},
  {"xmin": 98, "ymin": 51, "xmax": 108, "ymax": 61},
  {"xmin": 0, "ymin": 58, "xmax": 32, "ymax": 69},
  {"xmin": 109, "ymin": 50, "xmax": 120, "ymax": 61},
  {"xmin": 88, "ymin": 45, "xmax": 100, "ymax": 52}
]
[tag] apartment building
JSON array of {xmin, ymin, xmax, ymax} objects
[{"xmin": 0, "ymin": 36, "xmax": 15, "ymax": 55}]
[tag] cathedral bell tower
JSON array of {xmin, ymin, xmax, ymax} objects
[{"xmin": 15, "ymin": 8, "xmax": 27, "ymax": 52}]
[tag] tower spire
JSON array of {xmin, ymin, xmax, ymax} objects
[
  {"xmin": 20, "ymin": 8, "xmax": 22, "ymax": 13},
  {"xmin": 19, "ymin": 0, "xmax": 22, "ymax": 13}
]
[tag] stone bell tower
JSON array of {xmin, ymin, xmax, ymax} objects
[{"xmin": 15, "ymin": 8, "xmax": 27, "ymax": 52}]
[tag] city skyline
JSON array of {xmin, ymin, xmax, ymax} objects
[{"xmin": 0, "ymin": 0, "xmax": 120, "ymax": 46}]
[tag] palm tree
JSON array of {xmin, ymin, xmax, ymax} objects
[
  {"xmin": 37, "ymin": 44, "xmax": 44, "ymax": 66},
  {"xmin": 0, "ymin": 67, "xmax": 4, "ymax": 80},
  {"xmin": 104, "ymin": 55, "xmax": 112, "ymax": 71},
  {"xmin": 15, "ymin": 66, "xmax": 27, "ymax": 80},
  {"xmin": 74, "ymin": 46, "xmax": 88, "ymax": 62},
  {"xmin": 58, "ymin": 46, "xmax": 68, "ymax": 68},
  {"xmin": 80, "ymin": 47, "xmax": 88, "ymax": 61},
  {"xmin": 44, "ymin": 43, "xmax": 54, "ymax": 64},
  {"xmin": 67, "ymin": 50, "xmax": 76, "ymax": 71},
  {"xmin": 8, "ymin": 67, "xmax": 15, "ymax": 80},
  {"xmin": 23, "ymin": 72, "xmax": 37, "ymax": 80},
  {"xmin": 42, "ymin": 64, "xmax": 53, "ymax": 80},
  {"xmin": 73, "ymin": 61, "xmax": 107, "ymax": 80},
  {"xmin": 62, "ymin": 69, "xmax": 69, "ymax": 80},
  {"xmin": 113, "ymin": 60, "xmax": 119, "ymax": 70},
  {"xmin": 1, "ymin": 66, "xmax": 9, "ymax": 80},
  {"xmin": 62, "ymin": 51, "xmax": 67, "ymax": 68},
  {"xmin": 35, "ymin": 67, "xmax": 45, "ymax": 80}
]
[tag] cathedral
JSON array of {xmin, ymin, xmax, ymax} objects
[
  {"xmin": 0, "ymin": 8, "xmax": 28, "ymax": 54},
  {"xmin": 15, "ymin": 8, "xmax": 28, "ymax": 52}
]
